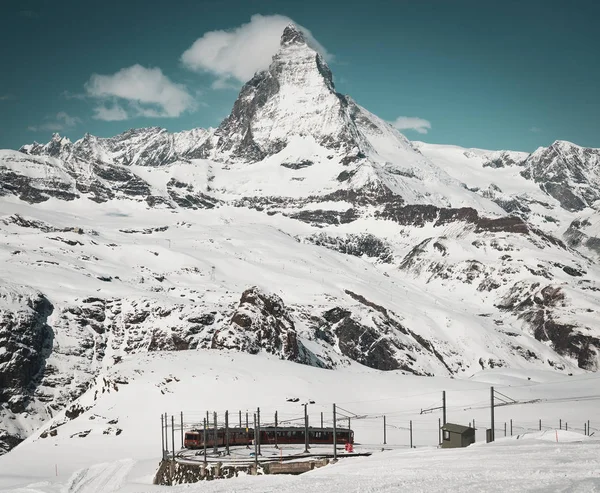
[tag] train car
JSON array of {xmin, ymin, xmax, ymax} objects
[
  {"xmin": 184, "ymin": 426, "xmax": 353, "ymax": 449},
  {"xmin": 184, "ymin": 428, "xmax": 253, "ymax": 449},
  {"xmin": 259, "ymin": 426, "xmax": 354, "ymax": 446}
]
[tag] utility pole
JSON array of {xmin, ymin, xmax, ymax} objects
[
  {"xmin": 203, "ymin": 418, "xmax": 207, "ymax": 465},
  {"xmin": 213, "ymin": 412, "xmax": 218, "ymax": 454},
  {"xmin": 239, "ymin": 410, "xmax": 242, "ymax": 429},
  {"xmin": 304, "ymin": 404, "xmax": 309, "ymax": 453},
  {"xmin": 164, "ymin": 413, "xmax": 168, "ymax": 458},
  {"xmin": 321, "ymin": 412, "xmax": 324, "ymax": 429},
  {"xmin": 253, "ymin": 413, "xmax": 258, "ymax": 470},
  {"xmin": 161, "ymin": 415, "xmax": 165, "ymax": 460},
  {"xmin": 180, "ymin": 412, "xmax": 184, "ymax": 448},
  {"xmin": 510, "ymin": 419, "xmax": 513, "ymax": 436},
  {"xmin": 171, "ymin": 415, "xmax": 175, "ymax": 459},
  {"xmin": 225, "ymin": 410, "xmax": 230, "ymax": 455},
  {"xmin": 383, "ymin": 415, "xmax": 387, "ymax": 445},
  {"xmin": 333, "ymin": 404, "xmax": 337, "ymax": 460},
  {"xmin": 257, "ymin": 407, "xmax": 261, "ymax": 456},
  {"xmin": 438, "ymin": 418, "xmax": 441, "ymax": 445},
  {"xmin": 274, "ymin": 411, "xmax": 278, "ymax": 449},
  {"xmin": 410, "ymin": 420, "xmax": 413, "ymax": 448},
  {"xmin": 442, "ymin": 390, "xmax": 447, "ymax": 425},
  {"xmin": 490, "ymin": 386, "xmax": 495, "ymax": 442},
  {"xmin": 246, "ymin": 412, "xmax": 250, "ymax": 449}
]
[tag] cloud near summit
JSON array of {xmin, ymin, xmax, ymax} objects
[
  {"xmin": 85, "ymin": 65, "xmax": 196, "ymax": 120},
  {"xmin": 181, "ymin": 14, "xmax": 332, "ymax": 89}
]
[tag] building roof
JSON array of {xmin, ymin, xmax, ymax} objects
[{"xmin": 442, "ymin": 423, "xmax": 473, "ymax": 434}]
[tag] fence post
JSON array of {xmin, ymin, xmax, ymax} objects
[
  {"xmin": 321, "ymin": 412, "xmax": 324, "ymax": 429},
  {"xmin": 438, "ymin": 418, "xmax": 441, "ymax": 445},
  {"xmin": 559, "ymin": 419, "xmax": 562, "ymax": 430},
  {"xmin": 566, "ymin": 422, "xmax": 568, "ymax": 431},
  {"xmin": 164, "ymin": 413, "xmax": 168, "ymax": 458},
  {"xmin": 539, "ymin": 419, "xmax": 541, "ymax": 431},
  {"xmin": 585, "ymin": 422, "xmax": 587, "ymax": 436},
  {"xmin": 409, "ymin": 420, "xmax": 413, "ymax": 448},
  {"xmin": 504, "ymin": 422, "xmax": 507, "ymax": 437},
  {"xmin": 246, "ymin": 412, "xmax": 250, "ymax": 449},
  {"xmin": 239, "ymin": 410, "xmax": 242, "ymax": 429},
  {"xmin": 510, "ymin": 419, "xmax": 513, "ymax": 436}
]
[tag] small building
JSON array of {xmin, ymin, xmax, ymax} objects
[{"xmin": 440, "ymin": 423, "xmax": 475, "ymax": 449}]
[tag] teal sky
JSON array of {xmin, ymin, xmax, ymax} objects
[{"xmin": 1, "ymin": 0, "xmax": 599, "ymax": 152}]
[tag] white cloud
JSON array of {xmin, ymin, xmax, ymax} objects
[
  {"xmin": 181, "ymin": 14, "xmax": 331, "ymax": 87},
  {"xmin": 93, "ymin": 104, "xmax": 129, "ymax": 121},
  {"xmin": 389, "ymin": 116, "xmax": 432, "ymax": 134},
  {"xmin": 28, "ymin": 112, "xmax": 81, "ymax": 132},
  {"xmin": 85, "ymin": 64, "xmax": 196, "ymax": 118},
  {"xmin": 530, "ymin": 126, "xmax": 542, "ymax": 133}
]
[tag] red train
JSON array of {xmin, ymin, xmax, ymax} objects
[{"xmin": 184, "ymin": 426, "xmax": 354, "ymax": 449}]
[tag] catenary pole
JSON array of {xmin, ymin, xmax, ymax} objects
[
  {"xmin": 257, "ymin": 407, "xmax": 261, "ymax": 456},
  {"xmin": 180, "ymin": 412, "xmax": 184, "ymax": 448},
  {"xmin": 171, "ymin": 415, "xmax": 175, "ymax": 459},
  {"xmin": 442, "ymin": 390, "xmax": 447, "ymax": 425},
  {"xmin": 333, "ymin": 404, "xmax": 337, "ymax": 460},
  {"xmin": 490, "ymin": 387, "xmax": 495, "ymax": 442},
  {"xmin": 213, "ymin": 412, "xmax": 218, "ymax": 454},
  {"xmin": 161, "ymin": 415, "xmax": 165, "ymax": 460}
]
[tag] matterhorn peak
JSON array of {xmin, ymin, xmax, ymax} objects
[{"xmin": 280, "ymin": 23, "xmax": 306, "ymax": 47}]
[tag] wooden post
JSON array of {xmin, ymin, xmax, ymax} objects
[
  {"xmin": 438, "ymin": 418, "xmax": 442, "ymax": 445},
  {"xmin": 239, "ymin": 410, "xmax": 242, "ymax": 429},
  {"xmin": 559, "ymin": 419, "xmax": 562, "ymax": 430},
  {"xmin": 410, "ymin": 420, "xmax": 413, "ymax": 448},
  {"xmin": 539, "ymin": 419, "xmax": 541, "ymax": 431},
  {"xmin": 504, "ymin": 422, "xmax": 507, "ymax": 437},
  {"xmin": 510, "ymin": 419, "xmax": 513, "ymax": 436},
  {"xmin": 321, "ymin": 412, "xmax": 324, "ymax": 429},
  {"xmin": 566, "ymin": 422, "xmax": 568, "ymax": 431}
]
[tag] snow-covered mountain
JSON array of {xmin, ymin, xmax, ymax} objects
[{"xmin": 1, "ymin": 24, "xmax": 600, "ymax": 456}]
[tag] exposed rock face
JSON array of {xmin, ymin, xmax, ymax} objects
[
  {"xmin": 498, "ymin": 282, "xmax": 600, "ymax": 370},
  {"xmin": 520, "ymin": 141, "xmax": 600, "ymax": 211},
  {"xmin": 0, "ymin": 286, "xmax": 54, "ymax": 413},
  {"xmin": 0, "ymin": 286, "xmax": 54, "ymax": 452},
  {"xmin": 302, "ymin": 232, "xmax": 394, "ymax": 263},
  {"xmin": 212, "ymin": 287, "xmax": 301, "ymax": 361}
]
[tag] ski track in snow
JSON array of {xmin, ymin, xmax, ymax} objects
[{"xmin": 62, "ymin": 459, "xmax": 133, "ymax": 493}]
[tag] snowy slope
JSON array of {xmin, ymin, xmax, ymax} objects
[{"xmin": 1, "ymin": 23, "xmax": 600, "ymax": 464}]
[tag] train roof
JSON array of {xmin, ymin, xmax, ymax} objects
[{"xmin": 185, "ymin": 426, "xmax": 353, "ymax": 434}]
